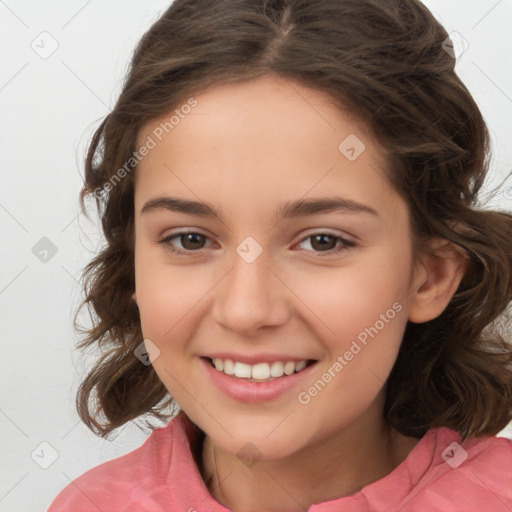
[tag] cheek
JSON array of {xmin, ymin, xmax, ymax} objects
[
  {"xmin": 285, "ymin": 250, "xmax": 411, "ymax": 407},
  {"xmin": 135, "ymin": 248, "xmax": 215, "ymax": 341},
  {"xmin": 136, "ymin": 277, "xmax": 181, "ymax": 340},
  {"xmin": 288, "ymin": 253, "xmax": 409, "ymax": 343},
  {"xmin": 135, "ymin": 264, "xmax": 210, "ymax": 401},
  {"xmin": 294, "ymin": 271, "xmax": 408, "ymax": 435}
]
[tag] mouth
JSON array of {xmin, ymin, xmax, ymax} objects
[{"xmin": 202, "ymin": 356, "xmax": 317, "ymax": 383}]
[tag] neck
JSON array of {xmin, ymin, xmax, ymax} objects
[{"xmin": 199, "ymin": 400, "xmax": 418, "ymax": 511}]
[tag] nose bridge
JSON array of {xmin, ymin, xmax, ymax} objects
[{"xmin": 212, "ymin": 242, "xmax": 289, "ymax": 333}]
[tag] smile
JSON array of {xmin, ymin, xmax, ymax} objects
[
  {"xmin": 209, "ymin": 357, "xmax": 314, "ymax": 381},
  {"xmin": 200, "ymin": 355, "xmax": 318, "ymax": 403}
]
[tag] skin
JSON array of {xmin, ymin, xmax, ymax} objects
[{"xmin": 131, "ymin": 75, "xmax": 468, "ymax": 511}]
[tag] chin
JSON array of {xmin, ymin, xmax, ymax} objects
[{"xmin": 205, "ymin": 419, "xmax": 312, "ymax": 462}]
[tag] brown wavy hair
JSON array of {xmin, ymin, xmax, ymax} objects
[{"xmin": 74, "ymin": 0, "xmax": 512, "ymax": 441}]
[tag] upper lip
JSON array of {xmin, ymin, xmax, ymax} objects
[{"xmin": 202, "ymin": 353, "xmax": 316, "ymax": 365}]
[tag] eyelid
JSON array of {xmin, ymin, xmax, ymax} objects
[
  {"xmin": 160, "ymin": 229, "xmax": 215, "ymax": 247},
  {"xmin": 160, "ymin": 227, "xmax": 355, "ymax": 242},
  {"xmin": 298, "ymin": 228, "xmax": 355, "ymax": 242},
  {"xmin": 158, "ymin": 227, "xmax": 357, "ymax": 257},
  {"xmin": 160, "ymin": 228, "xmax": 356, "ymax": 243}
]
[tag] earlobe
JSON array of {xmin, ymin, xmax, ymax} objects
[{"xmin": 408, "ymin": 239, "xmax": 469, "ymax": 324}]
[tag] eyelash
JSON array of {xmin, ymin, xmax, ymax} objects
[{"xmin": 157, "ymin": 231, "xmax": 357, "ymax": 257}]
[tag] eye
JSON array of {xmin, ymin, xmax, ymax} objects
[
  {"xmin": 157, "ymin": 231, "xmax": 356, "ymax": 257},
  {"xmin": 295, "ymin": 232, "xmax": 356, "ymax": 256},
  {"xmin": 158, "ymin": 231, "xmax": 213, "ymax": 255}
]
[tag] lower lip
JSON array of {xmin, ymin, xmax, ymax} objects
[{"xmin": 200, "ymin": 357, "xmax": 318, "ymax": 403}]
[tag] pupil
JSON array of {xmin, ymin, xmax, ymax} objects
[
  {"xmin": 312, "ymin": 234, "xmax": 335, "ymax": 251},
  {"xmin": 183, "ymin": 233, "xmax": 204, "ymax": 249}
]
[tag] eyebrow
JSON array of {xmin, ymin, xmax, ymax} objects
[{"xmin": 140, "ymin": 195, "xmax": 379, "ymax": 220}]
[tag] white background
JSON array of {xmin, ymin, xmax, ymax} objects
[{"xmin": 1, "ymin": 1, "xmax": 511, "ymax": 510}]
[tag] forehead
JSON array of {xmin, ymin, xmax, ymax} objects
[
  {"xmin": 133, "ymin": 75, "xmax": 402, "ymax": 221},
  {"xmin": 136, "ymin": 75, "xmax": 380, "ymax": 159}
]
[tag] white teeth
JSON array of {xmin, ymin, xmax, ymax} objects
[
  {"xmin": 234, "ymin": 361, "xmax": 252, "ymax": 378},
  {"xmin": 295, "ymin": 360, "xmax": 307, "ymax": 372},
  {"xmin": 223, "ymin": 359, "xmax": 235, "ymax": 375},
  {"xmin": 270, "ymin": 361, "xmax": 284, "ymax": 377},
  {"xmin": 210, "ymin": 358, "xmax": 311, "ymax": 380},
  {"xmin": 251, "ymin": 362, "xmax": 270, "ymax": 380},
  {"xmin": 283, "ymin": 361, "xmax": 295, "ymax": 375}
]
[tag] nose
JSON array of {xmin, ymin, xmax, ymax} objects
[{"xmin": 211, "ymin": 249, "xmax": 291, "ymax": 336}]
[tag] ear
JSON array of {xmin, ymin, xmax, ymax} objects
[
  {"xmin": 131, "ymin": 291, "xmax": 137, "ymax": 304},
  {"xmin": 408, "ymin": 238, "xmax": 469, "ymax": 324}
]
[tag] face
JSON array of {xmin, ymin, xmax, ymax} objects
[{"xmin": 132, "ymin": 75, "xmax": 419, "ymax": 460}]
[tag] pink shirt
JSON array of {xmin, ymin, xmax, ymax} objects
[{"xmin": 48, "ymin": 411, "xmax": 512, "ymax": 511}]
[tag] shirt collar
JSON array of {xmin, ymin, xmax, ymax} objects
[{"xmin": 166, "ymin": 410, "xmax": 456, "ymax": 511}]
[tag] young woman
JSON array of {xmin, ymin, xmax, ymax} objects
[{"xmin": 49, "ymin": 1, "xmax": 512, "ymax": 510}]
